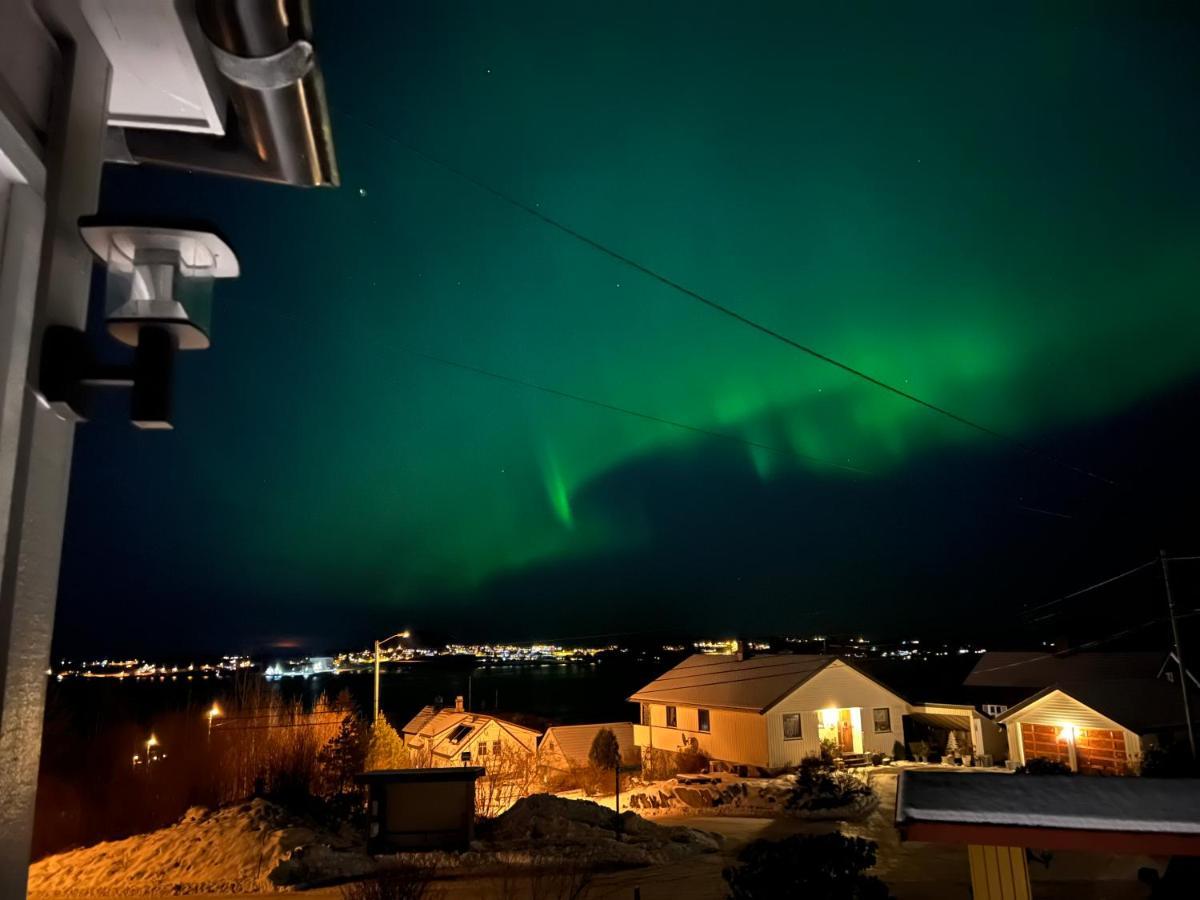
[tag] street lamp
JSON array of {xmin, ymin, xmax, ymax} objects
[
  {"xmin": 206, "ymin": 702, "xmax": 222, "ymax": 739},
  {"xmin": 145, "ymin": 734, "xmax": 159, "ymax": 771},
  {"xmin": 373, "ymin": 631, "xmax": 410, "ymax": 723}
]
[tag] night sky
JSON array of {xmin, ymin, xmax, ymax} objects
[{"xmin": 53, "ymin": 3, "xmax": 1200, "ymax": 655}]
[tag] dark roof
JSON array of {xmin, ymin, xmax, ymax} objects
[
  {"xmin": 896, "ymin": 770, "xmax": 1200, "ymax": 835},
  {"xmin": 965, "ymin": 652, "xmax": 1169, "ymax": 688},
  {"xmin": 628, "ymin": 653, "xmax": 904, "ymax": 713},
  {"xmin": 997, "ymin": 679, "xmax": 1196, "ymax": 734}
]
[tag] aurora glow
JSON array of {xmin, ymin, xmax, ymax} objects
[{"xmin": 57, "ymin": 3, "xmax": 1200, "ymax": 651}]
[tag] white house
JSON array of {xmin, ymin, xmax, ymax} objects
[
  {"xmin": 997, "ymin": 679, "xmax": 1195, "ymax": 774},
  {"xmin": 629, "ymin": 654, "xmax": 917, "ymax": 772},
  {"xmin": 400, "ymin": 697, "xmax": 541, "ymax": 770}
]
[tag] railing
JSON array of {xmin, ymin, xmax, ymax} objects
[{"xmin": 633, "ymin": 723, "xmax": 713, "ymax": 755}]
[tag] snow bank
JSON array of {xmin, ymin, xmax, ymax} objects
[
  {"xmin": 478, "ymin": 794, "xmax": 722, "ymax": 866},
  {"xmin": 28, "ymin": 799, "xmax": 375, "ymax": 895}
]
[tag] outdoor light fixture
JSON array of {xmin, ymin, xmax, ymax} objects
[{"xmin": 38, "ymin": 224, "xmax": 240, "ymax": 429}]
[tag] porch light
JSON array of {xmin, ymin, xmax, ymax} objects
[
  {"xmin": 80, "ymin": 225, "xmax": 240, "ymax": 350},
  {"xmin": 820, "ymin": 708, "xmax": 839, "ymax": 728},
  {"xmin": 1057, "ymin": 724, "xmax": 1075, "ymax": 742}
]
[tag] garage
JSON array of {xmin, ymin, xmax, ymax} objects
[
  {"xmin": 1020, "ymin": 723, "xmax": 1071, "ymax": 768},
  {"xmin": 1073, "ymin": 728, "xmax": 1129, "ymax": 775}
]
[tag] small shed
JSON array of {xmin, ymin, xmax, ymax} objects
[{"xmin": 355, "ymin": 767, "xmax": 484, "ymax": 853}]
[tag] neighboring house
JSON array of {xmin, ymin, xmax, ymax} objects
[
  {"xmin": 629, "ymin": 653, "xmax": 981, "ymax": 772},
  {"xmin": 964, "ymin": 651, "xmax": 1192, "ymax": 718},
  {"xmin": 538, "ymin": 722, "xmax": 638, "ymax": 777},
  {"xmin": 400, "ymin": 697, "xmax": 541, "ymax": 770},
  {"xmin": 996, "ymin": 679, "xmax": 1196, "ymax": 774}
]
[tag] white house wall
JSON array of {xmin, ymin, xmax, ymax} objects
[{"xmin": 768, "ymin": 661, "xmax": 908, "ymax": 768}]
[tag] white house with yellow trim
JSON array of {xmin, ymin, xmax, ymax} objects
[
  {"xmin": 996, "ymin": 679, "xmax": 1194, "ymax": 774},
  {"xmin": 630, "ymin": 654, "xmax": 916, "ymax": 772}
]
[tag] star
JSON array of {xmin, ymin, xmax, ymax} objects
[{"xmin": 358, "ymin": 188, "xmax": 367, "ymax": 197}]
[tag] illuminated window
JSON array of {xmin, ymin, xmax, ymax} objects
[
  {"xmin": 783, "ymin": 713, "xmax": 802, "ymax": 740},
  {"xmin": 873, "ymin": 708, "xmax": 892, "ymax": 733},
  {"xmin": 666, "ymin": 706, "xmax": 677, "ymax": 728},
  {"xmin": 698, "ymin": 709, "xmax": 711, "ymax": 733}
]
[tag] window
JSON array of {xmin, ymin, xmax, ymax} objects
[
  {"xmin": 782, "ymin": 713, "xmax": 802, "ymax": 740},
  {"xmin": 698, "ymin": 709, "xmax": 711, "ymax": 733},
  {"xmin": 641, "ymin": 703, "xmax": 650, "ymax": 726},
  {"xmin": 477, "ymin": 741, "xmax": 488, "ymax": 756},
  {"xmin": 872, "ymin": 708, "xmax": 892, "ymax": 733},
  {"xmin": 666, "ymin": 706, "xmax": 677, "ymax": 728},
  {"xmin": 982, "ymin": 704, "xmax": 1008, "ymax": 718},
  {"xmin": 448, "ymin": 724, "xmax": 473, "ymax": 744},
  {"xmin": 493, "ymin": 740, "xmax": 502, "ymax": 755}
]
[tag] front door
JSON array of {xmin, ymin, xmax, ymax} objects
[{"xmin": 837, "ymin": 709, "xmax": 855, "ymax": 753}]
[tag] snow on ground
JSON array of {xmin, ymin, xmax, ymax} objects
[
  {"xmin": 623, "ymin": 772, "xmax": 879, "ymax": 820},
  {"xmin": 479, "ymin": 793, "xmax": 722, "ymax": 866},
  {"xmin": 28, "ymin": 799, "xmax": 375, "ymax": 895},
  {"xmin": 28, "ymin": 794, "xmax": 721, "ymax": 895}
]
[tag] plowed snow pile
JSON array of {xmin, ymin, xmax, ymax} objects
[
  {"xmin": 481, "ymin": 794, "xmax": 722, "ymax": 866},
  {"xmin": 28, "ymin": 799, "xmax": 374, "ymax": 895}
]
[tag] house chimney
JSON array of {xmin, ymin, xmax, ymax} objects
[{"xmin": 454, "ymin": 694, "xmax": 465, "ymax": 712}]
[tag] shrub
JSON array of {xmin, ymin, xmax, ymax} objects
[
  {"xmin": 588, "ymin": 728, "xmax": 621, "ymax": 772},
  {"xmin": 1015, "ymin": 757, "xmax": 1072, "ymax": 776},
  {"xmin": 1141, "ymin": 743, "xmax": 1200, "ymax": 778},
  {"xmin": 870, "ymin": 753, "xmax": 884, "ymax": 766},
  {"xmin": 787, "ymin": 754, "xmax": 872, "ymax": 812},
  {"xmin": 365, "ymin": 716, "xmax": 409, "ymax": 772},
  {"xmin": 723, "ymin": 832, "xmax": 893, "ymax": 899},
  {"xmin": 317, "ymin": 711, "xmax": 367, "ymax": 797},
  {"xmin": 892, "ymin": 740, "xmax": 906, "ymax": 762},
  {"xmin": 340, "ymin": 863, "xmax": 441, "ymax": 900}
]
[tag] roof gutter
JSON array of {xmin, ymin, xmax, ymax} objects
[{"xmin": 108, "ymin": 0, "xmax": 338, "ymax": 187}]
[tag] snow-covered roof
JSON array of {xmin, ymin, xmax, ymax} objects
[
  {"xmin": 896, "ymin": 770, "xmax": 1200, "ymax": 836},
  {"xmin": 628, "ymin": 654, "xmax": 900, "ymax": 712},
  {"xmin": 540, "ymin": 722, "xmax": 636, "ymax": 768}
]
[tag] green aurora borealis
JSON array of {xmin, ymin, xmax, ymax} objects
[{"xmin": 59, "ymin": 3, "xmax": 1200, "ymax": 650}]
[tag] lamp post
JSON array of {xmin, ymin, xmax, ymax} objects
[
  {"xmin": 206, "ymin": 702, "xmax": 222, "ymax": 740},
  {"xmin": 373, "ymin": 631, "xmax": 410, "ymax": 723}
]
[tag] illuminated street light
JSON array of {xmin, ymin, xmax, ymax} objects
[
  {"xmin": 373, "ymin": 631, "xmax": 411, "ymax": 723},
  {"xmin": 206, "ymin": 702, "xmax": 222, "ymax": 740}
]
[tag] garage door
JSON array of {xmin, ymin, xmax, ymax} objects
[
  {"xmin": 1020, "ymin": 723, "xmax": 1070, "ymax": 767},
  {"xmin": 1074, "ymin": 728, "xmax": 1128, "ymax": 775}
]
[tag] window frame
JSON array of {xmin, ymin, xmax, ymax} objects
[
  {"xmin": 782, "ymin": 712, "xmax": 802, "ymax": 740},
  {"xmin": 666, "ymin": 705, "xmax": 677, "ymax": 728},
  {"xmin": 697, "ymin": 708, "xmax": 711, "ymax": 733},
  {"xmin": 872, "ymin": 707, "xmax": 892, "ymax": 734}
]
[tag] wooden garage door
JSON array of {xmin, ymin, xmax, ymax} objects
[
  {"xmin": 1074, "ymin": 728, "xmax": 1128, "ymax": 775},
  {"xmin": 1020, "ymin": 723, "xmax": 1070, "ymax": 767}
]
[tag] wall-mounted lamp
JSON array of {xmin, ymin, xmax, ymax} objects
[{"xmin": 38, "ymin": 225, "xmax": 239, "ymax": 429}]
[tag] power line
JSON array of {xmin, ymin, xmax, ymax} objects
[
  {"xmin": 340, "ymin": 109, "xmax": 1119, "ymax": 492},
  {"xmin": 1021, "ymin": 558, "xmax": 1158, "ymax": 622}
]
